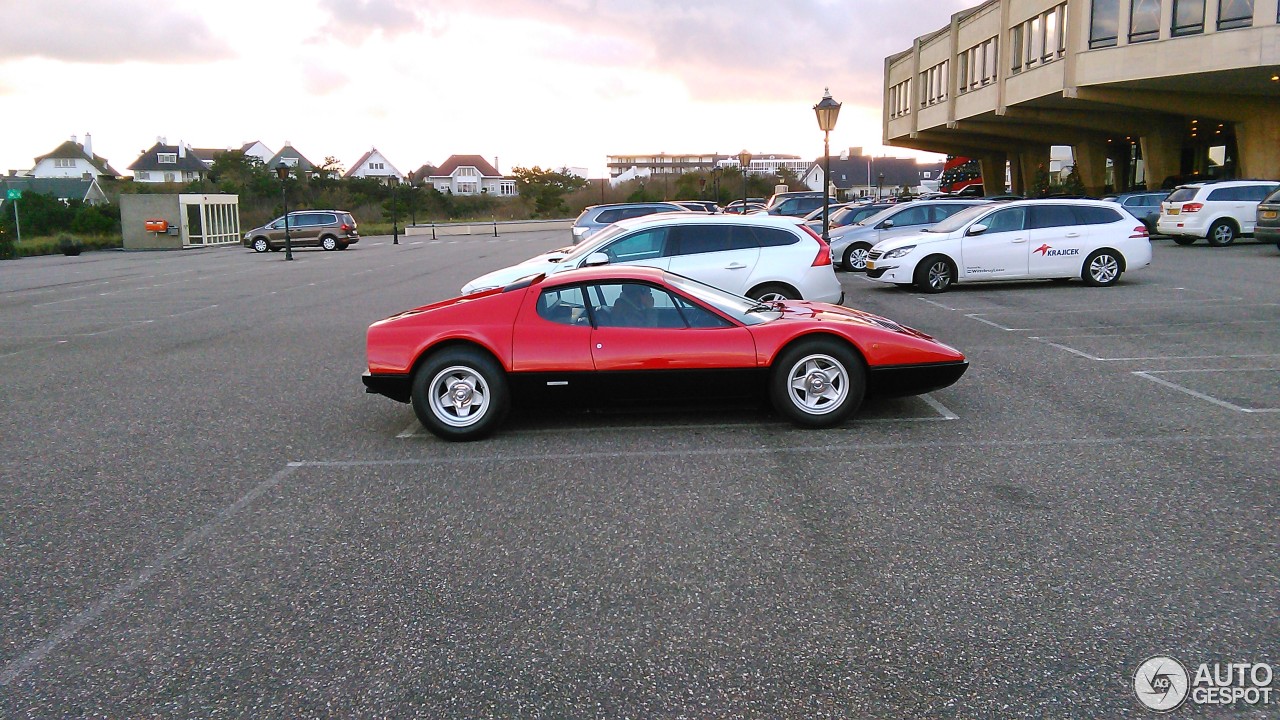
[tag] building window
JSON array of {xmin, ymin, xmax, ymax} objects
[
  {"xmin": 1218, "ymin": 0, "xmax": 1254, "ymax": 29},
  {"xmin": 137, "ymin": 172, "xmax": 150, "ymax": 180},
  {"xmin": 1010, "ymin": 24, "xmax": 1024, "ymax": 72},
  {"xmin": 369, "ymin": 162, "xmax": 383, "ymax": 170},
  {"xmin": 158, "ymin": 153, "xmax": 177, "ymax": 164},
  {"xmin": 889, "ymin": 78, "xmax": 912, "ymax": 117},
  {"xmin": 1172, "ymin": 0, "xmax": 1205, "ymax": 35},
  {"xmin": 919, "ymin": 61, "xmax": 948, "ymax": 107},
  {"xmin": 457, "ymin": 182, "xmax": 477, "ymax": 194},
  {"xmin": 54, "ymin": 158, "xmax": 75, "ymax": 168},
  {"xmin": 1013, "ymin": 4, "xmax": 1068, "ymax": 72},
  {"xmin": 958, "ymin": 36, "xmax": 998, "ymax": 92},
  {"xmin": 164, "ymin": 172, "xmax": 175, "ymax": 182},
  {"xmin": 1090, "ymin": 0, "xmax": 1119, "ymax": 47},
  {"xmin": 1130, "ymin": 0, "xmax": 1161, "ymax": 41}
]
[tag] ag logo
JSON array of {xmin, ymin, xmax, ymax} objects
[{"xmin": 1135, "ymin": 656, "xmax": 1190, "ymax": 712}]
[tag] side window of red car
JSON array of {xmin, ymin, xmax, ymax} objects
[{"xmin": 536, "ymin": 286, "xmax": 587, "ymax": 325}]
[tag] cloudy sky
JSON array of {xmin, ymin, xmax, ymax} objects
[{"xmin": 0, "ymin": 0, "xmax": 976, "ymax": 178}]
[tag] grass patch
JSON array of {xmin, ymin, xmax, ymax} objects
[{"xmin": 0, "ymin": 234, "xmax": 122, "ymax": 259}]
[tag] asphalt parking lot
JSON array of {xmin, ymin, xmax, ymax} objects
[{"xmin": 1, "ymin": 230, "xmax": 1277, "ymax": 718}]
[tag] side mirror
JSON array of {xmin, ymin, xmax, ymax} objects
[
  {"xmin": 879, "ymin": 220, "xmax": 894, "ymax": 229},
  {"xmin": 967, "ymin": 224, "xmax": 988, "ymax": 236},
  {"xmin": 583, "ymin": 252, "xmax": 610, "ymax": 267}
]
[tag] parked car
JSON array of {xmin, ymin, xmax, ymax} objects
[
  {"xmin": 1103, "ymin": 190, "xmax": 1169, "ymax": 233},
  {"xmin": 243, "ymin": 210, "xmax": 359, "ymax": 252},
  {"xmin": 864, "ymin": 199, "xmax": 1152, "ymax": 293},
  {"xmin": 802, "ymin": 202, "xmax": 849, "ymax": 224},
  {"xmin": 723, "ymin": 198, "xmax": 766, "ymax": 214},
  {"xmin": 828, "ymin": 200, "xmax": 990, "ymax": 271},
  {"xmin": 673, "ymin": 200, "xmax": 721, "ymax": 213},
  {"xmin": 1156, "ymin": 179, "xmax": 1279, "ymax": 246},
  {"xmin": 761, "ymin": 191, "xmax": 835, "ymax": 217},
  {"xmin": 571, "ymin": 202, "xmax": 687, "ymax": 245},
  {"xmin": 364, "ymin": 265, "xmax": 968, "ymax": 440},
  {"xmin": 1255, "ymin": 186, "xmax": 1280, "ymax": 247},
  {"xmin": 461, "ymin": 213, "xmax": 843, "ymax": 303}
]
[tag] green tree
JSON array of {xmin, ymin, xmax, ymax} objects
[
  {"xmin": 208, "ymin": 150, "xmax": 274, "ymax": 197},
  {"xmin": 513, "ymin": 166, "xmax": 588, "ymax": 217}
]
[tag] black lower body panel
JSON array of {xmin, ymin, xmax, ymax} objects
[{"xmin": 867, "ymin": 361, "xmax": 968, "ymax": 397}]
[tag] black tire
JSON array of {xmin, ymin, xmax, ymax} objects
[
  {"xmin": 747, "ymin": 283, "xmax": 798, "ymax": 302},
  {"xmin": 1171, "ymin": 236, "xmax": 1196, "ymax": 246},
  {"xmin": 411, "ymin": 348, "xmax": 510, "ymax": 441},
  {"xmin": 894, "ymin": 283, "xmax": 914, "ymax": 290},
  {"xmin": 1206, "ymin": 220, "xmax": 1237, "ymax": 247},
  {"xmin": 842, "ymin": 242, "xmax": 872, "ymax": 272},
  {"xmin": 914, "ymin": 254, "xmax": 955, "ymax": 294},
  {"xmin": 770, "ymin": 339, "xmax": 865, "ymax": 428},
  {"xmin": 337, "ymin": 241, "xmax": 350, "ymax": 250},
  {"xmin": 321, "ymin": 236, "xmax": 339, "ymax": 251},
  {"xmin": 1082, "ymin": 248, "xmax": 1123, "ymax": 287},
  {"xmin": 251, "ymin": 237, "xmax": 270, "ymax": 253}
]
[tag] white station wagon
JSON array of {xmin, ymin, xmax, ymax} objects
[{"xmin": 864, "ymin": 199, "xmax": 1153, "ymax": 293}]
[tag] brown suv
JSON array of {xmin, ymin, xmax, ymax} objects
[
  {"xmin": 243, "ymin": 210, "xmax": 359, "ymax": 252},
  {"xmin": 1256, "ymin": 187, "xmax": 1280, "ymax": 248}
]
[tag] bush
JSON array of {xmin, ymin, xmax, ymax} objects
[{"xmin": 57, "ymin": 233, "xmax": 83, "ymax": 256}]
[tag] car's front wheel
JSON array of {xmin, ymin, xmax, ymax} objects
[
  {"xmin": 411, "ymin": 348, "xmax": 510, "ymax": 441},
  {"xmin": 842, "ymin": 243, "xmax": 872, "ymax": 272},
  {"xmin": 1206, "ymin": 220, "xmax": 1238, "ymax": 247},
  {"xmin": 1082, "ymin": 248, "xmax": 1123, "ymax": 287},
  {"xmin": 914, "ymin": 255, "xmax": 956, "ymax": 293},
  {"xmin": 770, "ymin": 339, "xmax": 865, "ymax": 428},
  {"xmin": 251, "ymin": 237, "xmax": 270, "ymax": 253},
  {"xmin": 748, "ymin": 283, "xmax": 798, "ymax": 302}
]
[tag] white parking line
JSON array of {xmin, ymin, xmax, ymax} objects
[
  {"xmin": 1132, "ymin": 369, "xmax": 1280, "ymax": 413},
  {"xmin": 1030, "ymin": 338, "xmax": 1280, "ymax": 362}
]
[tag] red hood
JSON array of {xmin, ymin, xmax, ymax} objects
[{"xmin": 775, "ymin": 300, "xmax": 937, "ymax": 341}]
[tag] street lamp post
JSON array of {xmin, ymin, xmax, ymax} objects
[
  {"xmin": 275, "ymin": 162, "xmax": 294, "ymax": 261},
  {"xmin": 737, "ymin": 149, "xmax": 753, "ymax": 213},
  {"xmin": 877, "ymin": 172, "xmax": 885, "ymax": 201},
  {"xmin": 813, "ymin": 88, "xmax": 841, "ymax": 241},
  {"xmin": 386, "ymin": 175, "xmax": 400, "ymax": 245}
]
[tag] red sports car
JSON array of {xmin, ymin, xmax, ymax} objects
[{"xmin": 363, "ymin": 266, "xmax": 967, "ymax": 440}]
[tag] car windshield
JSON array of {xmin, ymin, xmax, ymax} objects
[
  {"xmin": 556, "ymin": 223, "xmax": 632, "ymax": 263},
  {"xmin": 664, "ymin": 272, "xmax": 779, "ymax": 326},
  {"xmin": 923, "ymin": 204, "xmax": 992, "ymax": 234}
]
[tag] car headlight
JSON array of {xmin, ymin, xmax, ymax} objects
[{"xmin": 881, "ymin": 245, "xmax": 916, "ymax": 259}]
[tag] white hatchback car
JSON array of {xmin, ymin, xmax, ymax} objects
[
  {"xmin": 1156, "ymin": 180, "xmax": 1279, "ymax": 246},
  {"xmin": 461, "ymin": 213, "xmax": 843, "ymax": 303},
  {"xmin": 864, "ymin": 199, "xmax": 1152, "ymax": 293}
]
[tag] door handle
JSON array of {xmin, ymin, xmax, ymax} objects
[
  {"xmin": 1066, "ymin": 232, "xmax": 1080, "ymax": 238},
  {"xmin": 725, "ymin": 262, "xmax": 747, "ymax": 269},
  {"xmin": 1011, "ymin": 238, "xmax": 1027, "ymax": 243}
]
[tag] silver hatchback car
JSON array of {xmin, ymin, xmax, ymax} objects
[{"xmin": 828, "ymin": 199, "xmax": 990, "ymax": 271}]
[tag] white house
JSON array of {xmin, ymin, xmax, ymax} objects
[
  {"xmin": 430, "ymin": 155, "xmax": 516, "ymax": 196},
  {"xmin": 127, "ymin": 138, "xmax": 210, "ymax": 183},
  {"xmin": 28, "ymin": 134, "xmax": 120, "ymax": 179},
  {"xmin": 343, "ymin": 147, "xmax": 404, "ymax": 181}
]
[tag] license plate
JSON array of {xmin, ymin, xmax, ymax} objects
[
  {"xmin": 865, "ymin": 261, "xmax": 875, "ymax": 269},
  {"xmin": 1263, "ymin": 210, "xmax": 1278, "ymax": 219},
  {"xmin": 1168, "ymin": 208, "xmax": 1180, "ymax": 215}
]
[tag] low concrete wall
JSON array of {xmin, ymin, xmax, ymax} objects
[{"xmin": 403, "ymin": 219, "xmax": 573, "ymax": 237}]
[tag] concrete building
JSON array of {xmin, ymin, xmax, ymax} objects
[
  {"xmin": 883, "ymin": 0, "xmax": 1280, "ymax": 195},
  {"xmin": 607, "ymin": 153, "xmax": 812, "ymax": 185}
]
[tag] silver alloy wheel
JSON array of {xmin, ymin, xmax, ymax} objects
[
  {"xmin": 926, "ymin": 260, "xmax": 952, "ymax": 291},
  {"xmin": 1089, "ymin": 253, "xmax": 1119, "ymax": 284},
  {"xmin": 785, "ymin": 353, "xmax": 849, "ymax": 415},
  {"xmin": 427, "ymin": 365, "xmax": 491, "ymax": 428},
  {"xmin": 757, "ymin": 291, "xmax": 789, "ymax": 302},
  {"xmin": 1211, "ymin": 223, "xmax": 1235, "ymax": 245},
  {"xmin": 322, "ymin": 236, "xmax": 338, "ymax": 251},
  {"xmin": 252, "ymin": 238, "xmax": 269, "ymax": 253},
  {"xmin": 846, "ymin": 246, "xmax": 870, "ymax": 271}
]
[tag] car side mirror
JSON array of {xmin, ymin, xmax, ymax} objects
[
  {"xmin": 583, "ymin": 252, "xmax": 610, "ymax": 267},
  {"xmin": 967, "ymin": 224, "xmax": 988, "ymax": 236},
  {"xmin": 879, "ymin": 220, "xmax": 894, "ymax": 229}
]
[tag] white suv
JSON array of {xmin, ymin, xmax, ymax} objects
[
  {"xmin": 462, "ymin": 214, "xmax": 842, "ymax": 303},
  {"xmin": 1157, "ymin": 180, "xmax": 1279, "ymax": 246}
]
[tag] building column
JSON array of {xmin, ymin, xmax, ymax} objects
[
  {"xmin": 1139, "ymin": 121, "xmax": 1184, "ymax": 189},
  {"xmin": 978, "ymin": 152, "xmax": 1007, "ymax": 195},
  {"xmin": 1235, "ymin": 114, "xmax": 1280, "ymax": 180},
  {"xmin": 1072, "ymin": 138, "xmax": 1109, "ymax": 196}
]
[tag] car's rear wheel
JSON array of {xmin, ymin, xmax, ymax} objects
[
  {"xmin": 1082, "ymin": 249, "xmax": 1123, "ymax": 287},
  {"xmin": 337, "ymin": 241, "xmax": 350, "ymax": 250},
  {"xmin": 321, "ymin": 236, "xmax": 339, "ymax": 251},
  {"xmin": 748, "ymin": 283, "xmax": 798, "ymax": 302},
  {"xmin": 914, "ymin": 255, "xmax": 955, "ymax": 293},
  {"xmin": 770, "ymin": 339, "xmax": 864, "ymax": 428},
  {"xmin": 842, "ymin": 243, "xmax": 872, "ymax": 272},
  {"xmin": 411, "ymin": 348, "xmax": 509, "ymax": 441},
  {"xmin": 252, "ymin": 237, "xmax": 269, "ymax": 253},
  {"xmin": 1206, "ymin": 220, "xmax": 1237, "ymax": 247}
]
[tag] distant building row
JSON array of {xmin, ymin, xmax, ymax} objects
[{"xmin": 8, "ymin": 134, "xmax": 516, "ymax": 198}]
